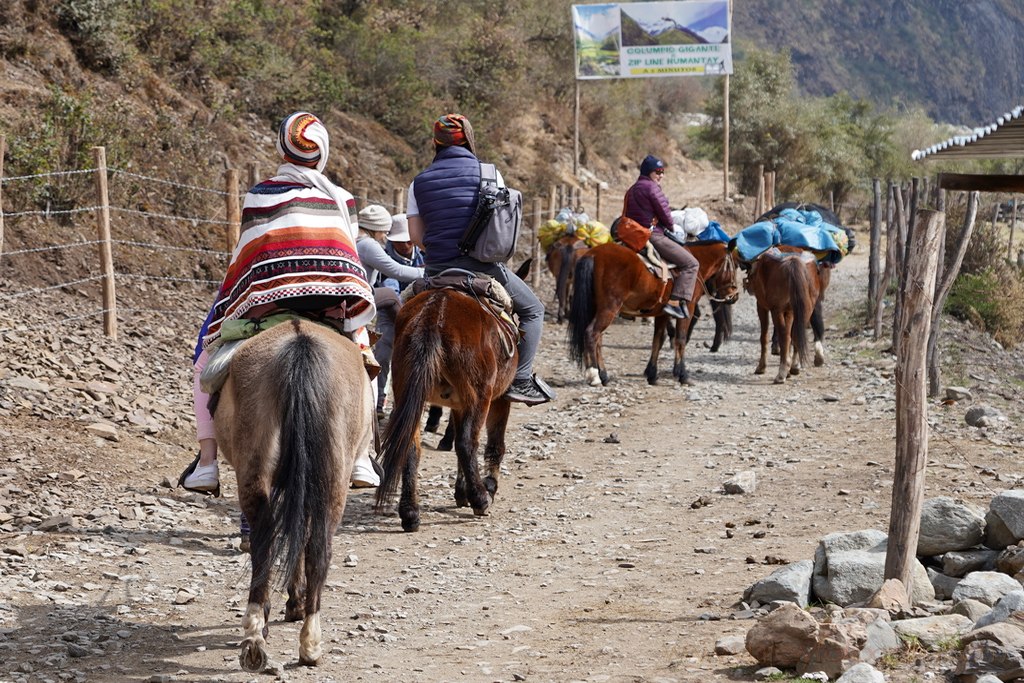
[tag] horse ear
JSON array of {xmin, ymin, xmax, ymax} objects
[{"xmin": 515, "ymin": 258, "xmax": 533, "ymax": 280}]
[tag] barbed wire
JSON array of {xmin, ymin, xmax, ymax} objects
[
  {"xmin": 116, "ymin": 273, "xmax": 220, "ymax": 286},
  {"xmin": 112, "ymin": 239, "xmax": 227, "ymax": 257},
  {"xmin": 109, "ymin": 205, "xmax": 233, "ymax": 226},
  {"xmin": 0, "ymin": 275, "xmax": 106, "ymax": 302},
  {"xmin": 0, "ymin": 241, "xmax": 105, "ymax": 257},
  {"xmin": 0, "ymin": 308, "xmax": 106, "ymax": 335},
  {"xmin": 109, "ymin": 168, "xmax": 230, "ymax": 197},
  {"xmin": 0, "ymin": 169, "xmax": 94, "ymax": 184},
  {"xmin": 4, "ymin": 206, "xmax": 104, "ymax": 218}
]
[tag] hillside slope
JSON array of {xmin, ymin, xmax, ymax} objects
[{"xmin": 734, "ymin": 0, "xmax": 1024, "ymax": 125}]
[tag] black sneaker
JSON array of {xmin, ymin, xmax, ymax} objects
[
  {"xmin": 504, "ymin": 376, "xmax": 555, "ymax": 406},
  {"xmin": 663, "ymin": 302, "xmax": 689, "ymax": 320}
]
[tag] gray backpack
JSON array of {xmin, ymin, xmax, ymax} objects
[{"xmin": 459, "ymin": 163, "xmax": 523, "ymax": 263}]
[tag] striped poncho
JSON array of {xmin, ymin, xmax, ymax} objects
[{"xmin": 202, "ymin": 177, "xmax": 375, "ymax": 348}]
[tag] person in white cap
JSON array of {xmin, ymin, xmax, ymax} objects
[
  {"xmin": 355, "ymin": 205, "xmax": 425, "ymax": 416},
  {"xmin": 381, "ymin": 213, "xmax": 424, "ymax": 295}
]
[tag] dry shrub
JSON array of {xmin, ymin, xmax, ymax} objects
[{"xmin": 946, "ymin": 265, "xmax": 1024, "ymax": 348}]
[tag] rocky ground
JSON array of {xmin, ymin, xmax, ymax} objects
[{"xmin": 3, "ymin": 227, "xmax": 1024, "ymax": 682}]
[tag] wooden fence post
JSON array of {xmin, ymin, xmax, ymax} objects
[
  {"xmin": 92, "ymin": 146, "xmax": 117, "ymax": 339},
  {"xmin": 927, "ymin": 192, "xmax": 979, "ymax": 397},
  {"xmin": 549, "ymin": 186, "xmax": 557, "ymax": 220},
  {"xmin": 531, "ymin": 197, "xmax": 542, "ymax": 290},
  {"xmin": 359, "ymin": 187, "xmax": 370, "ymax": 211},
  {"xmin": 884, "ymin": 209, "xmax": 944, "ymax": 595},
  {"xmin": 0, "ymin": 135, "xmax": 5, "ymax": 257},
  {"xmin": 1008, "ymin": 198, "xmax": 1018, "ymax": 261},
  {"xmin": 392, "ymin": 187, "xmax": 404, "ymax": 214},
  {"xmin": 867, "ymin": 178, "xmax": 882, "ymax": 322},
  {"xmin": 225, "ymin": 168, "xmax": 240, "ymax": 254},
  {"xmin": 595, "ymin": 183, "xmax": 602, "ymax": 224},
  {"xmin": 874, "ymin": 181, "xmax": 896, "ymax": 340},
  {"xmin": 891, "ymin": 183, "xmax": 908, "ymax": 353},
  {"xmin": 753, "ymin": 164, "xmax": 764, "ymax": 220},
  {"xmin": 246, "ymin": 162, "xmax": 259, "ymax": 191}
]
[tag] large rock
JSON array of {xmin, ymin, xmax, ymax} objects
[
  {"xmin": 975, "ymin": 591, "xmax": 1024, "ymax": 629},
  {"xmin": 744, "ymin": 560, "xmax": 814, "ymax": 608},
  {"xmin": 797, "ymin": 621, "xmax": 863, "ymax": 679},
  {"xmin": 984, "ymin": 510, "xmax": 1018, "ymax": 551},
  {"xmin": 951, "ymin": 571, "xmax": 1023, "ymax": 607},
  {"xmin": 954, "ymin": 598, "xmax": 994, "ymax": 624},
  {"xmin": 962, "ymin": 622, "xmax": 1024, "ymax": 650},
  {"xmin": 956, "ymin": 639, "xmax": 1024, "ymax": 682},
  {"xmin": 918, "ymin": 497, "xmax": 985, "ymax": 556},
  {"xmin": 746, "ymin": 602, "xmax": 819, "ymax": 669},
  {"xmin": 996, "ymin": 544, "xmax": 1024, "ymax": 575},
  {"xmin": 891, "ymin": 614, "xmax": 974, "ymax": 651},
  {"xmin": 990, "ymin": 491, "xmax": 1024, "ymax": 541},
  {"xmin": 836, "ymin": 663, "xmax": 885, "ymax": 683},
  {"xmin": 928, "ymin": 566, "xmax": 961, "ymax": 600},
  {"xmin": 813, "ymin": 530, "xmax": 934, "ymax": 606},
  {"xmin": 943, "ymin": 549, "xmax": 1000, "ymax": 578}
]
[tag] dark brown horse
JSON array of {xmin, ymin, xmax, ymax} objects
[
  {"xmin": 214, "ymin": 320, "xmax": 373, "ymax": 671},
  {"xmin": 375, "ymin": 287, "xmax": 518, "ymax": 531},
  {"xmin": 742, "ymin": 245, "xmax": 824, "ymax": 383},
  {"xmin": 546, "ymin": 235, "xmax": 587, "ymax": 323},
  {"xmin": 567, "ymin": 240, "xmax": 738, "ymax": 386}
]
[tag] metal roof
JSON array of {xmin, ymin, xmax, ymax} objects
[{"xmin": 912, "ymin": 105, "xmax": 1024, "ymax": 161}]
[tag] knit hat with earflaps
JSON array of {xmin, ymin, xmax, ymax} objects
[
  {"xmin": 358, "ymin": 205, "xmax": 392, "ymax": 232},
  {"xmin": 639, "ymin": 155, "xmax": 666, "ymax": 177},
  {"xmin": 277, "ymin": 112, "xmax": 330, "ymax": 172}
]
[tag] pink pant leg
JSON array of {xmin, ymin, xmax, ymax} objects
[{"xmin": 193, "ymin": 348, "xmax": 216, "ymax": 441}]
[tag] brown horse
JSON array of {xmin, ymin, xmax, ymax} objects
[
  {"xmin": 375, "ymin": 286, "xmax": 518, "ymax": 532},
  {"xmin": 546, "ymin": 235, "xmax": 587, "ymax": 323},
  {"xmin": 742, "ymin": 245, "xmax": 824, "ymax": 383},
  {"xmin": 214, "ymin": 319, "xmax": 373, "ymax": 671},
  {"xmin": 567, "ymin": 240, "xmax": 738, "ymax": 386}
]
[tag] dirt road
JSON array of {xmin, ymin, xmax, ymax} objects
[{"xmin": 3, "ymin": 237, "xmax": 1024, "ymax": 683}]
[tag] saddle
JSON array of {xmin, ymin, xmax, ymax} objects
[
  {"xmin": 404, "ymin": 268, "xmax": 520, "ymax": 356},
  {"xmin": 199, "ymin": 312, "xmax": 380, "ymax": 396},
  {"xmin": 638, "ymin": 242, "xmax": 673, "ymax": 281}
]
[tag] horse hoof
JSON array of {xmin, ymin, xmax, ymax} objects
[
  {"xmin": 401, "ymin": 516, "xmax": 421, "ymax": 532},
  {"xmin": 437, "ymin": 438, "xmax": 454, "ymax": 452},
  {"xmin": 454, "ymin": 492, "xmax": 470, "ymax": 508},
  {"xmin": 473, "ymin": 506, "xmax": 490, "ymax": 517},
  {"xmin": 239, "ymin": 638, "xmax": 269, "ymax": 672},
  {"xmin": 754, "ymin": 367, "xmax": 766, "ymax": 375},
  {"xmin": 599, "ymin": 370, "xmax": 610, "ymax": 386},
  {"xmin": 789, "ymin": 367, "xmax": 801, "ymax": 376},
  {"xmin": 773, "ymin": 376, "xmax": 787, "ymax": 384},
  {"xmin": 585, "ymin": 367, "xmax": 601, "ymax": 386},
  {"xmin": 284, "ymin": 605, "xmax": 305, "ymax": 622},
  {"xmin": 299, "ymin": 651, "xmax": 322, "ymax": 667}
]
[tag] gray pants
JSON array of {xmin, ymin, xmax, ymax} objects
[
  {"xmin": 428, "ymin": 257, "xmax": 544, "ymax": 381},
  {"xmin": 650, "ymin": 231, "xmax": 699, "ymax": 301},
  {"xmin": 373, "ymin": 287, "xmax": 400, "ymax": 410}
]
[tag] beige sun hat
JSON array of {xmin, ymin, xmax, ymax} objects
[{"xmin": 387, "ymin": 213, "xmax": 410, "ymax": 242}]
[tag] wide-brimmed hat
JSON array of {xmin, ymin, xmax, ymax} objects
[
  {"xmin": 387, "ymin": 213, "xmax": 411, "ymax": 242},
  {"xmin": 358, "ymin": 204, "xmax": 392, "ymax": 232}
]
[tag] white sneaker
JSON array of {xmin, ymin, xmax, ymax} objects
[
  {"xmin": 351, "ymin": 458, "xmax": 380, "ymax": 488},
  {"xmin": 183, "ymin": 462, "xmax": 220, "ymax": 492}
]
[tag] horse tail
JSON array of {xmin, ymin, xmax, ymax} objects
[
  {"xmin": 566, "ymin": 253, "xmax": 595, "ymax": 367},
  {"xmin": 787, "ymin": 258, "xmax": 811, "ymax": 364},
  {"xmin": 375, "ymin": 310, "xmax": 440, "ymax": 510},
  {"xmin": 264, "ymin": 330, "xmax": 338, "ymax": 589},
  {"xmin": 717, "ymin": 301, "xmax": 734, "ymax": 341}
]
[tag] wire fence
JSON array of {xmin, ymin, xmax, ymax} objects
[{"xmin": 0, "ymin": 146, "xmax": 415, "ymax": 337}]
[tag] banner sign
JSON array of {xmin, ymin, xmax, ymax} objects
[{"xmin": 572, "ymin": 1, "xmax": 732, "ymax": 79}]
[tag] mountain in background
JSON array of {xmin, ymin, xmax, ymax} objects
[{"xmin": 733, "ymin": 0, "xmax": 1024, "ymax": 126}]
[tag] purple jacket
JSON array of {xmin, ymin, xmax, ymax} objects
[{"xmin": 623, "ymin": 175, "xmax": 673, "ymax": 234}]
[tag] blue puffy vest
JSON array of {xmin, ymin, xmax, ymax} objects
[{"xmin": 413, "ymin": 146, "xmax": 480, "ymax": 265}]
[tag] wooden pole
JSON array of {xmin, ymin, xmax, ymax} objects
[
  {"xmin": 884, "ymin": 209, "xmax": 944, "ymax": 594},
  {"xmin": 225, "ymin": 168, "xmax": 240, "ymax": 254},
  {"xmin": 1008, "ymin": 198, "xmax": 1018, "ymax": 261},
  {"xmin": 392, "ymin": 187, "xmax": 404, "ymax": 215},
  {"xmin": 531, "ymin": 197, "xmax": 542, "ymax": 290},
  {"xmin": 549, "ymin": 185, "xmax": 557, "ymax": 220},
  {"xmin": 0, "ymin": 136, "xmax": 5, "ymax": 258},
  {"xmin": 358, "ymin": 187, "xmax": 370, "ymax": 211},
  {"xmin": 891, "ymin": 183, "xmax": 908, "ymax": 354},
  {"xmin": 767, "ymin": 171, "xmax": 776, "ymax": 208},
  {"xmin": 595, "ymin": 184, "xmax": 602, "ymax": 224},
  {"xmin": 574, "ymin": 80, "xmax": 580, "ymax": 177},
  {"xmin": 867, "ymin": 178, "xmax": 882, "ymax": 322},
  {"xmin": 874, "ymin": 182, "xmax": 896, "ymax": 340},
  {"xmin": 92, "ymin": 146, "xmax": 117, "ymax": 339},
  {"xmin": 246, "ymin": 162, "xmax": 259, "ymax": 191},
  {"xmin": 723, "ymin": 74, "xmax": 730, "ymax": 201},
  {"xmin": 927, "ymin": 192, "xmax": 979, "ymax": 397},
  {"xmin": 753, "ymin": 164, "xmax": 764, "ymax": 220}
]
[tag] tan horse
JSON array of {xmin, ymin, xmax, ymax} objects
[{"xmin": 214, "ymin": 319, "xmax": 373, "ymax": 671}]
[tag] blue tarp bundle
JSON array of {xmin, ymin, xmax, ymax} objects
[
  {"xmin": 734, "ymin": 208, "xmax": 848, "ymax": 265},
  {"xmin": 695, "ymin": 221, "xmax": 731, "ymax": 244}
]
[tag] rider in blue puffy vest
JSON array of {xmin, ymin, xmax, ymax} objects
[{"xmin": 406, "ymin": 113, "xmax": 554, "ymax": 406}]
